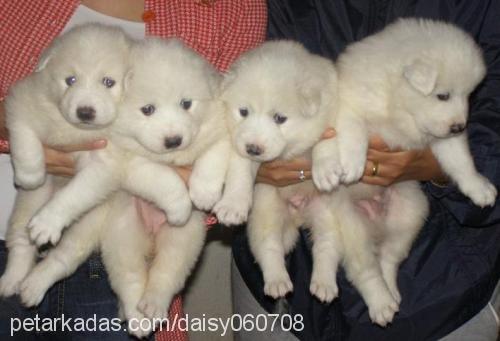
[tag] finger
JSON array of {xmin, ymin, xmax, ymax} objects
[
  {"xmin": 366, "ymin": 148, "xmax": 401, "ymax": 163},
  {"xmin": 360, "ymin": 175, "xmax": 391, "ymax": 186},
  {"xmin": 44, "ymin": 149, "xmax": 75, "ymax": 169},
  {"xmin": 46, "ymin": 166, "xmax": 75, "ymax": 177},
  {"xmin": 262, "ymin": 158, "xmax": 312, "ymax": 171},
  {"xmin": 53, "ymin": 139, "xmax": 107, "ymax": 153},
  {"xmin": 321, "ymin": 127, "xmax": 336, "ymax": 139},
  {"xmin": 368, "ymin": 135, "xmax": 391, "ymax": 152},
  {"xmin": 363, "ymin": 159, "xmax": 382, "ymax": 178}
]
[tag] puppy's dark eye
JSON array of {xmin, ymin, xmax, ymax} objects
[
  {"xmin": 239, "ymin": 108, "xmax": 249, "ymax": 118},
  {"xmin": 102, "ymin": 77, "xmax": 116, "ymax": 88},
  {"xmin": 437, "ymin": 93, "xmax": 450, "ymax": 101},
  {"xmin": 180, "ymin": 99, "xmax": 192, "ymax": 110},
  {"xmin": 65, "ymin": 76, "xmax": 76, "ymax": 86},
  {"xmin": 140, "ymin": 104, "xmax": 155, "ymax": 116},
  {"xmin": 273, "ymin": 113, "xmax": 287, "ymax": 124}
]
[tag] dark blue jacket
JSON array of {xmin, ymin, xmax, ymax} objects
[{"xmin": 232, "ymin": 1, "xmax": 500, "ymax": 340}]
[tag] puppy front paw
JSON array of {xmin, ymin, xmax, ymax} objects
[
  {"xmin": 14, "ymin": 168, "xmax": 46, "ymax": 190},
  {"xmin": 460, "ymin": 175, "xmax": 497, "ymax": 207},
  {"xmin": 312, "ymin": 157, "xmax": 342, "ymax": 192},
  {"xmin": 340, "ymin": 151, "xmax": 365, "ymax": 184},
  {"xmin": 213, "ymin": 198, "xmax": 249, "ymax": 226},
  {"xmin": 165, "ymin": 197, "xmax": 192, "ymax": 226},
  {"xmin": 189, "ymin": 179, "xmax": 222, "ymax": 211},
  {"xmin": 19, "ymin": 273, "xmax": 49, "ymax": 307},
  {"xmin": 27, "ymin": 210, "xmax": 64, "ymax": 246}
]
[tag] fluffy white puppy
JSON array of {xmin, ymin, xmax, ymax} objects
[
  {"xmin": 219, "ymin": 41, "xmax": 343, "ymax": 301},
  {"xmin": 15, "ymin": 38, "xmax": 228, "ymax": 337},
  {"xmin": 317, "ymin": 18, "xmax": 496, "ymax": 206},
  {"xmin": 24, "ymin": 37, "xmax": 230, "ymax": 247},
  {"xmin": 311, "ymin": 18, "xmax": 494, "ymax": 326},
  {"xmin": 0, "ymin": 23, "xmax": 131, "ymax": 297}
]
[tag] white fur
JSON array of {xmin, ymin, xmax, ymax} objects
[
  {"xmin": 310, "ymin": 18, "xmax": 494, "ymax": 326},
  {"xmin": 224, "ymin": 40, "xmax": 430, "ymax": 327},
  {"xmin": 322, "ymin": 18, "xmax": 496, "ymax": 209},
  {"xmin": 0, "ymin": 23, "xmax": 131, "ymax": 298},
  {"xmin": 219, "ymin": 41, "xmax": 347, "ymax": 304}
]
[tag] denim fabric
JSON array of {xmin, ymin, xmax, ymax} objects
[{"xmin": 0, "ymin": 240, "xmax": 150, "ymax": 341}]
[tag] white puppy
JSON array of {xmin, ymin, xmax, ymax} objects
[
  {"xmin": 219, "ymin": 41, "xmax": 344, "ymax": 302},
  {"xmin": 15, "ymin": 38, "xmax": 228, "ymax": 338},
  {"xmin": 317, "ymin": 18, "xmax": 496, "ymax": 206},
  {"xmin": 311, "ymin": 18, "xmax": 494, "ymax": 326},
  {"xmin": 0, "ymin": 23, "xmax": 131, "ymax": 297}
]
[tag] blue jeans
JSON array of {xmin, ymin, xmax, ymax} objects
[{"xmin": 0, "ymin": 240, "xmax": 148, "ymax": 340}]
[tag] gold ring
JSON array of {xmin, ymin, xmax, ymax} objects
[{"xmin": 371, "ymin": 162, "xmax": 379, "ymax": 176}]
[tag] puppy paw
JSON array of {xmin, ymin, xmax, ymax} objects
[
  {"xmin": 367, "ymin": 293, "xmax": 399, "ymax": 327},
  {"xmin": 310, "ymin": 276, "xmax": 338, "ymax": 303},
  {"xmin": 189, "ymin": 180, "xmax": 222, "ymax": 211},
  {"xmin": 19, "ymin": 273, "xmax": 49, "ymax": 307},
  {"xmin": 165, "ymin": 197, "xmax": 192, "ymax": 226},
  {"xmin": 138, "ymin": 292, "xmax": 170, "ymax": 321},
  {"xmin": 0, "ymin": 274, "xmax": 23, "ymax": 297},
  {"xmin": 213, "ymin": 199, "xmax": 249, "ymax": 226},
  {"xmin": 264, "ymin": 272, "xmax": 293, "ymax": 299},
  {"xmin": 460, "ymin": 175, "xmax": 497, "ymax": 208},
  {"xmin": 27, "ymin": 210, "xmax": 64, "ymax": 246},
  {"xmin": 312, "ymin": 157, "xmax": 342, "ymax": 192},
  {"xmin": 14, "ymin": 168, "xmax": 46, "ymax": 190},
  {"xmin": 340, "ymin": 152, "xmax": 365, "ymax": 184}
]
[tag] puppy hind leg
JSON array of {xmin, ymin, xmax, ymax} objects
[
  {"xmin": 307, "ymin": 201, "xmax": 343, "ymax": 303},
  {"xmin": 18, "ymin": 201, "xmax": 104, "ymax": 307},
  {"xmin": 138, "ymin": 211, "xmax": 206, "ymax": 322},
  {"xmin": 378, "ymin": 182, "xmax": 429, "ymax": 304},
  {"xmin": 100, "ymin": 194, "xmax": 152, "ymax": 338},
  {"xmin": 247, "ymin": 185, "xmax": 294, "ymax": 299},
  {"xmin": 0, "ymin": 183, "xmax": 54, "ymax": 297},
  {"xmin": 337, "ymin": 195, "xmax": 398, "ymax": 327}
]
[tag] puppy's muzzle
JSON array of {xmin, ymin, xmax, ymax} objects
[
  {"xmin": 164, "ymin": 136, "xmax": 183, "ymax": 149},
  {"xmin": 245, "ymin": 143, "xmax": 263, "ymax": 156},
  {"xmin": 76, "ymin": 106, "xmax": 96, "ymax": 122},
  {"xmin": 449, "ymin": 123, "xmax": 466, "ymax": 134}
]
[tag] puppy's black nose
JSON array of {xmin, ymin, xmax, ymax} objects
[
  {"xmin": 246, "ymin": 144, "xmax": 263, "ymax": 156},
  {"xmin": 450, "ymin": 123, "xmax": 466, "ymax": 134},
  {"xmin": 76, "ymin": 106, "xmax": 96, "ymax": 122},
  {"xmin": 164, "ymin": 136, "xmax": 183, "ymax": 149}
]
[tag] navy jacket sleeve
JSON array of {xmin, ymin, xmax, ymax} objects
[{"xmin": 426, "ymin": 0, "xmax": 500, "ymax": 227}]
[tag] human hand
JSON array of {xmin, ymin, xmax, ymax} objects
[
  {"xmin": 256, "ymin": 128, "xmax": 336, "ymax": 187},
  {"xmin": 174, "ymin": 166, "xmax": 192, "ymax": 185},
  {"xmin": 43, "ymin": 140, "xmax": 107, "ymax": 177},
  {"xmin": 361, "ymin": 136, "xmax": 447, "ymax": 186}
]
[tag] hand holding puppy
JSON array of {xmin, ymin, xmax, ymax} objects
[{"xmin": 258, "ymin": 127, "xmax": 446, "ymax": 187}]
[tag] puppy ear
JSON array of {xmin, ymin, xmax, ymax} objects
[
  {"xmin": 298, "ymin": 79, "xmax": 321, "ymax": 117},
  {"xmin": 34, "ymin": 49, "xmax": 54, "ymax": 72},
  {"xmin": 123, "ymin": 69, "xmax": 134, "ymax": 93},
  {"xmin": 403, "ymin": 59, "xmax": 438, "ymax": 95}
]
